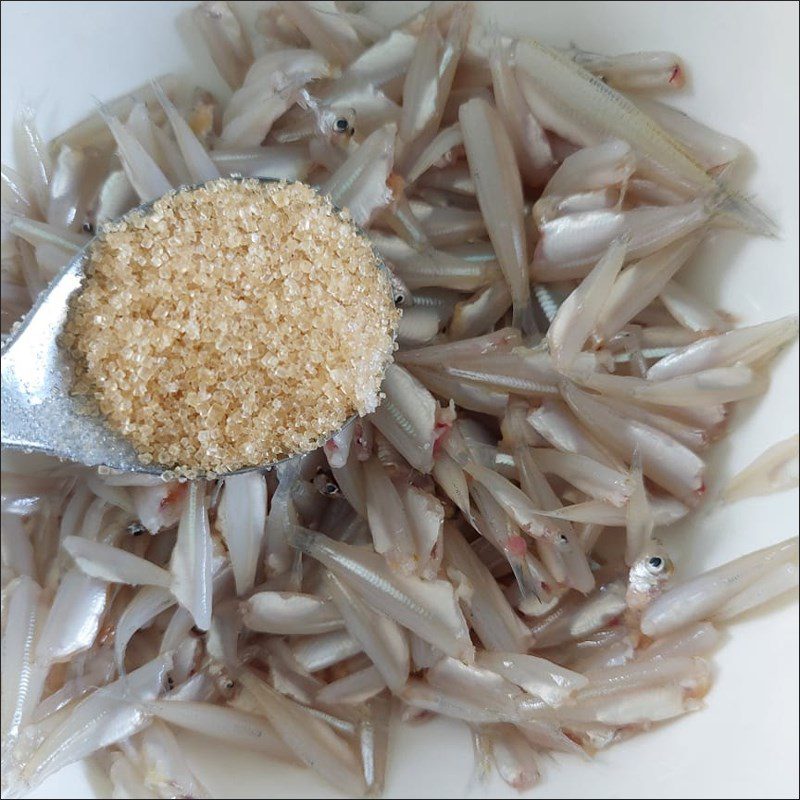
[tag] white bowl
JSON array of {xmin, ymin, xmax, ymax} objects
[{"xmin": 1, "ymin": 1, "xmax": 798, "ymax": 798}]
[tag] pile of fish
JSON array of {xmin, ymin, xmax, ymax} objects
[{"xmin": 1, "ymin": 1, "xmax": 798, "ymax": 797}]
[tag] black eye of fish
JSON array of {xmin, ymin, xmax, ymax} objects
[
  {"xmin": 314, "ymin": 472, "xmax": 339, "ymax": 495},
  {"xmin": 334, "ymin": 118, "xmax": 349, "ymax": 132},
  {"xmin": 82, "ymin": 221, "xmax": 94, "ymax": 234},
  {"xmin": 648, "ymin": 556, "xmax": 663, "ymax": 569},
  {"xmin": 225, "ymin": 680, "xmax": 235, "ymax": 689},
  {"xmin": 559, "ymin": 534, "xmax": 569, "ymax": 544},
  {"xmin": 394, "ymin": 293, "xmax": 405, "ymax": 305}
]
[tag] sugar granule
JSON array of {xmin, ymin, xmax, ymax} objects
[{"xmin": 63, "ymin": 178, "xmax": 400, "ymax": 474}]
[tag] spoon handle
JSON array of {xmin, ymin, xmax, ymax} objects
[{"xmin": 1, "ymin": 260, "xmax": 157, "ymax": 473}]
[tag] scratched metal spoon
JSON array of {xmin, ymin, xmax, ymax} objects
[{"xmin": 0, "ymin": 177, "xmax": 397, "ymax": 477}]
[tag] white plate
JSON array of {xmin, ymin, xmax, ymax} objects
[{"xmin": 1, "ymin": 1, "xmax": 798, "ymax": 798}]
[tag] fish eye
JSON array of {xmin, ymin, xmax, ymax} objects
[
  {"xmin": 314, "ymin": 471, "xmax": 339, "ymax": 495},
  {"xmin": 82, "ymin": 221, "xmax": 94, "ymax": 234},
  {"xmin": 646, "ymin": 556, "xmax": 665, "ymax": 573},
  {"xmin": 394, "ymin": 292, "xmax": 406, "ymax": 306},
  {"xmin": 334, "ymin": 117, "xmax": 349, "ymax": 133},
  {"xmin": 558, "ymin": 533, "xmax": 569, "ymax": 545}
]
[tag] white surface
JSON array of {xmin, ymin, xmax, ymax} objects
[{"xmin": 1, "ymin": 1, "xmax": 798, "ymax": 798}]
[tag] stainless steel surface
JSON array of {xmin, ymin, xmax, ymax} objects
[
  {"xmin": 0, "ymin": 178, "xmax": 394, "ymax": 477},
  {"xmin": 1, "ymin": 243, "xmax": 161, "ymax": 473}
]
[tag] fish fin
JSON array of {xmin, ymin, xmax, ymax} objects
[
  {"xmin": 710, "ymin": 186, "xmax": 778, "ymax": 238},
  {"xmin": 509, "ymin": 557, "xmax": 544, "ymax": 601},
  {"xmin": 512, "ymin": 299, "xmax": 540, "ymax": 339},
  {"xmin": 709, "ymin": 161, "xmax": 736, "ymax": 181},
  {"xmin": 149, "ymin": 79, "xmax": 169, "ymax": 109},
  {"xmin": 463, "ymin": 459, "xmax": 479, "ymax": 473}
]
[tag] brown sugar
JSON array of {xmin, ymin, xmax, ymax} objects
[{"xmin": 63, "ymin": 178, "xmax": 399, "ymax": 475}]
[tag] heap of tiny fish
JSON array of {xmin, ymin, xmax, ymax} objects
[{"xmin": 1, "ymin": 2, "xmax": 798, "ymax": 797}]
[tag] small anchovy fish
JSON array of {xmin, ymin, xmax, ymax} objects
[
  {"xmin": 460, "ymin": 97, "xmax": 536, "ymax": 334},
  {"xmin": 566, "ymin": 46, "xmax": 686, "ymax": 92},
  {"xmin": 722, "ymin": 434, "xmax": 799, "ymax": 503},
  {"xmin": 641, "ymin": 538, "xmax": 798, "ymax": 637}
]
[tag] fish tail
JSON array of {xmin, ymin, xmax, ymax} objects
[
  {"xmin": 512, "ymin": 297, "xmax": 540, "ymax": 338},
  {"xmin": 509, "ymin": 556, "xmax": 545, "ymax": 602},
  {"xmin": 709, "ymin": 186, "xmax": 779, "ymax": 238}
]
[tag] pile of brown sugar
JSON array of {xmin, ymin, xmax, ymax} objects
[{"xmin": 63, "ymin": 178, "xmax": 399, "ymax": 476}]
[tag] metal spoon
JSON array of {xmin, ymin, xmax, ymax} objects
[{"xmin": 0, "ymin": 178, "xmax": 396, "ymax": 476}]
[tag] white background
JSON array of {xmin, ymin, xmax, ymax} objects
[{"xmin": 1, "ymin": 1, "xmax": 798, "ymax": 798}]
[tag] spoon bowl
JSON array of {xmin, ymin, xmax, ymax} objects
[{"xmin": 0, "ymin": 177, "xmax": 395, "ymax": 477}]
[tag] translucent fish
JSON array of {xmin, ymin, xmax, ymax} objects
[
  {"xmin": 723, "ymin": 434, "xmax": 799, "ymax": 503},
  {"xmin": 290, "ymin": 629, "xmax": 363, "ymax": 673},
  {"xmin": 400, "ymin": 484, "xmax": 444, "ymax": 579},
  {"xmin": 115, "ymin": 586, "xmax": 175, "ymax": 671},
  {"xmin": 148, "ymin": 700, "xmax": 297, "ymax": 761},
  {"xmin": 240, "ymin": 670, "xmax": 365, "ymax": 796},
  {"xmin": 101, "ymin": 111, "xmax": 172, "ymax": 202},
  {"xmin": 35, "ymin": 569, "xmax": 107, "ymax": 665},
  {"xmin": 532, "ymin": 201, "xmax": 712, "ymax": 281},
  {"xmin": 324, "ymin": 570, "xmax": 409, "ymax": 692},
  {"xmin": 460, "ymin": 98, "xmax": 534, "ymax": 334},
  {"xmin": 542, "ymin": 139, "xmax": 635, "ymax": 198},
  {"xmin": 489, "ymin": 37, "xmax": 554, "ymax": 187},
  {"xmin": 21, "ymin": 653, "xmax": 172, "ymax": 787},
  {"xmin": 14, "ymin": 107, "xmax": 52, "ymax": 216},
  {"xmin": 548, "ymin": 237, "xmax": 627, "ymax": 370},
  {"xmin": 595, "ymin": 233, "xmax": 705, "ymax": 342},
  {"xmin": 640, "ymin": 621, "xmax": 721, "ymax": 660},
  {"xmin": 216, "ymin": 472, "xmax": 267, "ymax": 596},
  {"xmin": 369, "ymin": 363, "xmax": 438, "ymax": 474},
  {"xmin": 241, "ymin": 591, "xmax": 343, "ymax": 635},
  {"xmin": 576, "ymin": 365, "xmax": 769, "ymax": 408},
  {"xmin": 631, "ymin": 97, "xmax": 744, "ymax": 170},
  {"xmin": 396, "ymin": 3, "xmax": 471, "ymax": 170},
  {"xmin": 659, "ymin": 279, "xmax": 733, "ymax": 334},
  {"xmin": 315, "ymin": 664, "xmax": 387, "ymax": 705},
  {"xmin": 443, "ymin": 524, "xmax": 532, "ymax": 654},
  {"xmin": 568, "ymin": 47, "xmax": 686, "ymax": 92},
  {"xmin": 1, "ymin": 577, "xmax": 45, "ymax": 750},
  {"xmin": 646, "ymin": 316, "xmax": 799, "ymax": 381},
  {"xmin": 515, "ymin": 38, "xmax": 774, "ymax": 235},
  {"xmin": 476, "ymin": 651, "xmax": 587, "ymax": 706},
  {"xmin": 137, "ymin": 719, "xmax": 211, "ymax": 798},
  {"xmin": 46, "ymin": 146, "xmax": 86, "ymax": 232},
  {"xmin": 322, "ymin": 123, "xmax": 396, "ymax": 226},
  {"xmin": 169, "ymin": 482, "xmax": 213, "ymax": 631},
  {"xmin": 212, "ymin": 145, "xmax": 312, "ymax": 181},
  {"xmin": 194, "ymin": 1, "xmax": 253, "ymax": 88},
  {"xmin": 279, "ymin": 1, "xmax": 364, "ymax": 67},
  {"xmin": 641, "ymin": 537, "xmax": 799, "ymax": 637},
  {"xmin": 288, "ymin": 526, "xmax": 474, "ymax": 662},
  {"xmin": 561, "ymin": 382, "xmax": 706, "ymax": 505},
  {"xmin": 405, "ymin": 123, "xmax": 464, "ymax": 183},
  {"xmin": 152, "ymin": 81, "xmax": 220, "ymax": 183}
]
